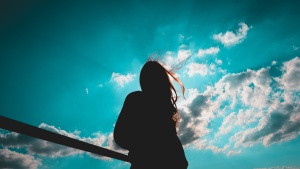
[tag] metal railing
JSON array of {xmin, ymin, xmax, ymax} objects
[{"xmin": 0, "ymin": 115, "xmax": 129, "ymax": 162}]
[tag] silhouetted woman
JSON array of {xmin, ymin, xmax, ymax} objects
[{"xmin": 113, "ymin": 60, "xmax": 188, "ymax": 169}]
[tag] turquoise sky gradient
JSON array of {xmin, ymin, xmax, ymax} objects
[{"xmin": 1, "ymin": 0, "xmax": 300, "ymax": 169}]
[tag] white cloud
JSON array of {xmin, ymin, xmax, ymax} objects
[
  {"xmin": 178, "ymin": 49, "xmax": 192, "ymax": 63},
  {"xmin": 215, "ymin": 59, "xmax": 223, "ymax": 65},
  {"xmin": 275, "ymin": 57, "xmax": 300, "ymax": 90},
  {"xmin": 235, "ymin": 109, "xmax": 263, "ymax": 126},
  {"xmin": 213, "ymin": 22, "xmax": 251, "ymax": 47},
  {"xmin": 206, "ymin": 145, "xmax": 227, "ymax": 153},
  {"xmin": 226, "ymin": 149, "xmax": 241, "ymax": 156},
  {"xmin": 216, "ymin": 109, "xmax": 264, "ymax": 137},
  {"xmin": 192, "ymin": 139, "xmax": 207, "ymax": 149},
  {"xmin": 0, "ymin": 149, "xmax": 41, "ymax": 169},
  {"xmin": 197, "ymin": 46, "xmax": 220, "ymax": 57},
  {"xmin": 161, "ymin": 48, "xmax": 192, "ymax": 71},
  {"xmin": 240, "ymin": 85, "xmax": 271, "ymax": 109},
  {"xmin": 217, "ymin": 112, "xmax": 236, "ymax": 136},
  {"xmin": 205, "ymin": 144, "xmax": 241, "ymax": 156},
  {"xmin": 214, "ymin": 67, "xmax": 272, "ymax": 109},
  {"xmin": 272, "ymin": 61, "xmax": 277, "ymax": 65},
  {"xmin": 38, "ymin": 123, "xmax": 81, "ymax": 139},
  {"xmin": 186, "ymin": 63, "xmax": 211, "ymax": 76},
  {"xmin": 111, "ymin": 73, "xmax": 136, "ymax": 87}
]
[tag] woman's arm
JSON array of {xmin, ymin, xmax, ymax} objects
[{"xmin": 113, "ymin": 91, "xmax": 141, "ymax": 151}]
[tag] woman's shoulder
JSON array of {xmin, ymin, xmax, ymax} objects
[
  {"xmin": 122, "ymin": 91, "xmax": 144, "ymax": 111},
  {"xmin": 125, "ymin": 91, "xmax": 143, "ymax": 102},
  {"xmin": 127, "ymin": 91, "xmax": 142, "ymax": 98}
]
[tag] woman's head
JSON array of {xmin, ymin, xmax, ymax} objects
[
  {"xmin": 140, "ymin": 60, "xmax": 184, "ymax": 98},
  {"xmin": 140, "ymin": 61, "xmax": 169, "ymax": 96},
  {"xmin": 139, "ymin": 59, "xmax": 185, "ymax": 127}
]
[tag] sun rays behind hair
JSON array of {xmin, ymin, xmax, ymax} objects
[{"xmin": 147, "ymin": 51, "xmax": 192, "ymax": 73}]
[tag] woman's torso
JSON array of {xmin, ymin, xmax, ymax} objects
[{"xmin": 126, "ymin": 91, "xmax": 188, "ymax": 169}]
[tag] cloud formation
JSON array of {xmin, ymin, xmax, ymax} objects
[
  {"xmin": 177, "ymin": 56, "xmax": 300, "ymax": 155},
  {"xmin": 162, "ymin": 47, "xmax": 192, "ymax": 71},
  {"xmin": 232, "ymin": 103, "xmax": 300, "ymax": 147},
  {"xmin": 197, "ymin": 46, "xmax": 220, "ymax": 57},
  {"xmin": 187, "ymin": 63, "xmax": 210, "ymax": 76},
  {"xmin": 275, "ymin": 57, "xmax": 300, "ymax": 90},
  {"xmin": 177, "ymin": 88, "xmax": 218, "ymax": 147},
  {"xmin": 0, "ymin": 149, "xmax": 41, "ymax": 169},
  {"xmin": 213, "ymin": 22, "xmax": 250, "ymax": 47},
  {"xmin": 111, "ymin": 73, "xmax": 136, "ymax": 87},
  {"xmin": 178, "ymin": 49, "xmax": 192, "ymax": 63},
  {"xmin": 0, "ymin": 126, "xmax": 83, "ymax": 158}
]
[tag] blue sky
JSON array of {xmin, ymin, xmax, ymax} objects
[{"xmin": 1, "ymin": 0, "xmax": 300, "ymax": 169}]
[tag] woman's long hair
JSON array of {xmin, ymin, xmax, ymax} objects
[{"xmin": 139, "ymin": 59, "xmax": 185, "ymax": 129}]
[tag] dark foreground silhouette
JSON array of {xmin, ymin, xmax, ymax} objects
[
  {"xmin": 114, "ymin": 60, "xmax": 188, "ymax": 169},
  {"xmin": 0, "ymin": 115, "xmax": 129, "ymax": 162}
]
